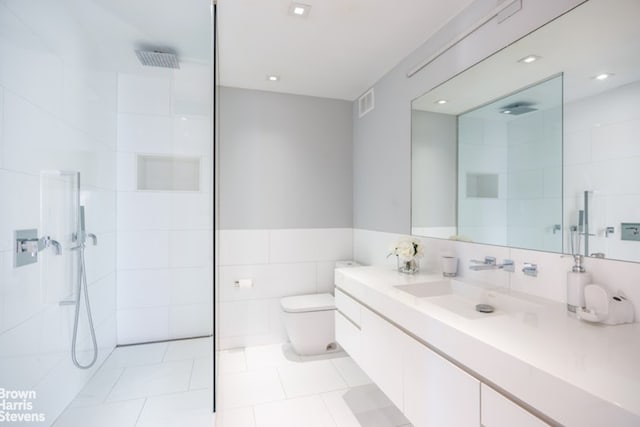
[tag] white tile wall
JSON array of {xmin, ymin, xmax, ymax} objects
[
  {"xmin": 269, "ymin": 228, "xmax": 353, "ymax": 263},
  {"xmin": 354, "ymin": 228, "xmax": 640, "ymax": 316},
  {"xmin": 117, "ymin": 307, "xmax": 171, "ymax": 345},
  {"xmin": 116, "ymin": 62, "xmax": 213, "ymax": 345},
  {"xmin": 219, "ymin": 230, "xmax": 270, "ymax": 266},
  {"xmin": 564, "ymin": 81, "xmax": 640, "ymax": 263},
  {"xmin": 172, "ymin": 62, "xmax": 213, "ymax": 117},
  {"xmin": 117, "ymin": 114, "xmax": 174, "ymax": 153},
  {"xmin": 218, "ymin": 228, "xmax": 353, "ymax": 349},
  {"xmin": 117, "ymin": 72, "xmax": 173, "ymax": 116},
  {"xmin": 0, "ymin": 3, "xmax": 118, "ymax": 425}
]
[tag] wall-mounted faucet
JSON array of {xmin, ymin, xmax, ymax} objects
[
  {"xmin": 469, "ymin": 256, "xmax": 514, "ymax": 272},
  {"xmin": 14, "ymin": 229, "xmax": 62, "ymax": 267}
]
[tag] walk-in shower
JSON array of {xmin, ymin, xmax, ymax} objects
[
  {"xmin": 1, "ymin": 0, "xmax": 215, "ymax": 423},
  {"xmin": 42, "ymin": 171, "xmax": 99, "ymax": 369}
]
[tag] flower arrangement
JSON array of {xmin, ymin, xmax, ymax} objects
[
  {"xmin": 389, "ymin": 237, "xmax": 424, "ymax": 260},
  {"xmin": 388, "ymin": 238, "xmax": 424, "ymax": 274}
]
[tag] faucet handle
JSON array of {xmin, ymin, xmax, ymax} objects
[
  {"xmin": 39, "ymin": 236, "xmax": 62, "ymax": 255},
  {"xmin": 502, "ymin": 259, "xmax": 515, "ymax": 272},
  {"xmin": 87, "ymin": 233, "xmax": 98, "ymax": 246},
  {"xmin": 522, "ymin": 263, "xmax": 538, "ymax": 277}
]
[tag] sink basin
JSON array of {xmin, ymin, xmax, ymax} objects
[
  {"xmin": 394, "ymin": 280, "xmax": 542, "ymax": 319},
  {"xmin": 394, "ymin": 280, "xmax": 452, "ymax": 298}
]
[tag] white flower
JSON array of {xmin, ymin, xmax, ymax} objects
[{"xmin": 388, "ymin": 237, "xmax": 424, "ymax": 260}]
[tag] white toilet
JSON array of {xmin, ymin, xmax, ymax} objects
[
  {"xmin": 280, "ymin": 260, "xmax": 359, "ymax": 356},
  {"xmin": 281, "ymin": 293, "xmax": 337, "ymax": 355}
]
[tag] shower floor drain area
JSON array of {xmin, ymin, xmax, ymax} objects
[{"xmin": 475, "ymin": 303, "xmax": 495, "ymax": 313}]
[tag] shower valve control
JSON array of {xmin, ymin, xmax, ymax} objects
[{"xmin": 14, "ymin": 229, "xmax": 62, "ymax": 268}]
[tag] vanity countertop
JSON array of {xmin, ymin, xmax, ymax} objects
[{"xmin": 335, "ymin": 266, "xmax": 640, "ymax": 427}]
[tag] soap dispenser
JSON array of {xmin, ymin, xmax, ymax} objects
[{"xmin": 566, "ymin": 255, "xmax": 591, "ymax": 314}]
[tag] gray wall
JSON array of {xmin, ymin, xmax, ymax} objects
[
  {"xmin": 411, "ymin": 110, "xmax": 457, "ymax": 228},
  {"xmin": 220, "ymin": 87, "xmax": 352, "ymax": 229},
  {"xmin": 353, "ymin": 0, "xmax": 586, "ymax": 234}
]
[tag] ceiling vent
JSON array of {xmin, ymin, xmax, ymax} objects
[{"xmin": 358, "ymin": 88, "xmax": 375, "ymax": 118}]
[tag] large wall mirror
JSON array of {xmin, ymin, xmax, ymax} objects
[{"xmin": 411, "ymin": 0, "xmax": 640, "ymax": 263}]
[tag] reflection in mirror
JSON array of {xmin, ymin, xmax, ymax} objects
[
  {"xmin": 457, "ymin": 75, "xmax": 562, "ymax": 252},
  {"xmin": 411, "ymin": 0, "xmax": 640, "ymax": 263},
  {"xmin": 411, "ymin": 111, "xmax": 457, "ymax": 238}
]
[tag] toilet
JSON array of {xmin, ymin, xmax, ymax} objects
[
  {"xmin": 281, "ymin": 293, "xmax": 337, "ymax": 355},
  {"xmin": 280, "ymin": 260, "xmax": 359, "ymax": 355}
]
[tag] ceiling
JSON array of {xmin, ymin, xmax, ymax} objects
[
  {"xmin": 412, "ymin": 0, "xmax": 640, "ymax": 115},
  {"xmin": 85, "ymin": 0, "xmax": 212, "ymax": 71},
  {"xmin": 217, "ymin": 0, "xmax": 475, "ymax": 101}
]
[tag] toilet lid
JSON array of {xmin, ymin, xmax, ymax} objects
[{"xmin": 281, "ymin": 293, "xmax": 335, "ymax": 313}]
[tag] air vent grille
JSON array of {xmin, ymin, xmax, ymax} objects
[{"xmin": 358, "ymin": 88, "xmax": 375, "ymax": 118}]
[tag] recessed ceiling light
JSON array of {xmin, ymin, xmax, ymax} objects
[
  {"xmin": 594, "ymin": 73, "xmax": 613, "ymax": 80},
  {"xmin": 267, "ymin": 75, "xmax": 280, "ymax": 82},
  {"xmin": 518, "ymin": 55, "xmax": 541, "ymax": 64},
  {"xmin": 502, "ymin": 110, "xmax": 512, "ymax": 115},
  {"xmin": 289, "ymin": 3, "xmax": 311, "ymax": 17},
  {"xmin": 435, "ymin": 99, "xmax": 448, "ymax": 105}
]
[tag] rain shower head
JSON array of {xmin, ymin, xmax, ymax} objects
[
  {"xmin": 135, "ymin": 49, "xmax": 180, "ymax": 69},
  {"xmin": 500, "ymin": 101, "xmax": 537, "ymax": 116}
]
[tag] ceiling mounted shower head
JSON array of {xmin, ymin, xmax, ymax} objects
[
  {"xmin": 135, "ymin": 49, "xmax": 180, "ymax": 69},
  {"xmin": 500, "ymin": 101, "xmax": 537, "ymax": 116}
]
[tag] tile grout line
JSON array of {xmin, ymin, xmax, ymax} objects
[
  {"xmin": 134, "ymin": 397, "xmax": 148, "ymax": 426},
  {"xmin": 274, "ymin": 365, "xmax": 290, "ymax": 399},
  {"xmin": 328, "ymin": 358, "xmax": 350, "ymax": 388},
  {"xmin": 104, "ymin": 366, "xmax": 128, "ymax": 403},
  {"xmin": 251, "ymin": 405, "xmax": 258, "ymax": 427},
  {"xmin": 316, "ymin": 391, "xmax": 339, "ymax": 427},
  {"xmin": 160, "ymin": 340, "xmax": 171, "ymax": 362},
  {"xmin": 187, "ymin": 358, "xmax": 196, "ymax": 390}
]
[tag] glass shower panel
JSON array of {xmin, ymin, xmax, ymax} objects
[
  {"xmin": 0, "ymin": 1, "xmax": 118, "ymax": 423},
  {"xmin": 457, "ymin": 75, "xmax": 563, "ymax": 252}
]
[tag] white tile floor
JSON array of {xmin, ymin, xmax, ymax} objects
[
  {"xmin": 216, "ymin": 343, "xmax": 411, "ymax": 427},
  {"xmin": 54, "ymin": 337, "xmax": 214, "ymax": 427},
  {"xmin": 55, "ymin": 339, "xmax": 410, "ymax": 427}
]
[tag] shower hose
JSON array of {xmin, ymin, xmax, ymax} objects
[{"xmin": 71, "ymin": 243, "xmax": 98, "ymax": 369}]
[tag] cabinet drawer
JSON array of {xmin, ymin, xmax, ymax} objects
[
  {"xmin": 481, "ymin": 384, "xmax": 549, "ymax": 427},
  {"xmin": 335, "ymin": 287, "xmax": 361, "ymax": 327},
  {"xmin": 335, "ymin": 311, "xmax": 362, "ymax": 363}
]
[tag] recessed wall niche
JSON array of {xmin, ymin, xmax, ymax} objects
[
  {"xmin": 137, "ymin": 154, "xmax": 201, "ymax": 191},
  {"xmin": 466, "ymin": 173, "xmax": 498, "ymax": 198}
]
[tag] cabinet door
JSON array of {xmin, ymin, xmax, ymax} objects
[
  {"xmin": 481, "ymin": 384, "xmax": 549, "ymax": 427},
  {"xmin": 403, "ymin": 335, "xmax": 480, "ymax": 427},
  {"xmin": 335, "ymin": 310, "xmax": 362, "ymax": 363},
  {"xmin": 359, "ymin": 307, "xmax": 405, "ymax": 410}
]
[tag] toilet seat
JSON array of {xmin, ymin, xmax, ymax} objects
[{"xmin": 280, "ymin": 293, "xmax": 335, "ymax": 313}]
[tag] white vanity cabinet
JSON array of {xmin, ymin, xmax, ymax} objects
[
  {"xmin": 403, "ymin": 334, "xmax": 480, "ymax": 427},
  {"xmin": 335, "ymin": 289, "xmax": 363, "ymax": 362},
  {"xmin": 481, "ymin": 384, "xmax": 549, "ymax": 427},
  {"xmin": 335, "ymin": 289, "xmax": 404, "ymax": 408},
  {"xmin": 335, "ymin": 287, "xmax": 481, "ymax": 426},
  {"xmin": 359, "ymin": 304, "xmax": 405, "ymax": 409}
]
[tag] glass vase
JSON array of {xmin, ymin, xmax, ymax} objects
[{"xmin": 398, "ymin": 257, "xmax": 419, "ymax": 274}]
